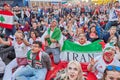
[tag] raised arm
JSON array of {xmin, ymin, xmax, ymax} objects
[{"xmin": 87, "ymin": 58, "xmax": 97, "ymax": 71}]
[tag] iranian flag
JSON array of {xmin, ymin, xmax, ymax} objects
[
  {"xmin": 0, "ymin": 10, "xmax": 14, "ymax": 29},
  {"xmin": 60, "ymin": 40, "xmax": 103, "ymax": 62}
]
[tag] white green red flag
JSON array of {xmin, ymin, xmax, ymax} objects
[
  {"xmin": 0, "ymin": 10, "xmax": 14, "ymax": 29},
  {"xmin": 60, "ymin": 40, "xmax": 103, "ymax": 62}
]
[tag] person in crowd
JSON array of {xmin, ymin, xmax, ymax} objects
[
  {"xmin": 115, "ymin": 43, "xmax": 120, "ymax": 61},
  {"xmin": 103, "ymin": 26, "xmax": 118, "ymax": 43},
  {"xmin": 75, "ymin": 33, "xmax": 91, "ymax": 46},
  {"xmin": 14, "ymin": 41, "xmax": 51, "ymax": 80},
  {"xmin": 102, "ymin": 65, "xmax": 120, "ymax": 80},
  {"xmin": 3, "ymin": 3, "xmax": 16, "ymax": 37},
  {"xmin": 30, "ymin": 22, "xmax": 41, "ymax": 37},
  {"xmin": 37, "ymin": 21, "xmax": 47, "ymax": 37},
  {"xmin": 74, "ymin": 27, "xmax": 85, "ymax": 41},
  {"xmin": 55, "ymin": 60, "xmax": 85, "ymax": 80},
  {"xmin": 86, "ymin": 26, "xmax": 99, "ymax": 42},
  {"xmin": 87, "ymin": 43, "xmax": 120, "ymax": 79},
  {"xmin": 41, "ymin": 20, "xmax": 62, "ymax": 64},
  {"xmin": 0, "ymin": 31, "xmax": 29, "ymax": 80},
  {"xmin": 105, "ymin": 1, "xmax": 119, "ymax": 31},
  {"xmin": 28, "ymin": 30, "xmax": 45, "ymax": 51},
  {"xmin": 29, "ymin": 30, "xmax": 41, "ymax": 45}
]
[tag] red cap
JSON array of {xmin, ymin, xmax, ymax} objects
[{"xmin": 3, "ymin": 3, "xmax": 10, "ymax": 7}]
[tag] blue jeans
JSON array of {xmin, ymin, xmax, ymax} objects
[
  {"xmin": 105, "ymin": 21, "xmax": 117, "ymax": 31},
  {"xmin": 15, "ymin": 65, "xmax": 47, "ymax": 80},
  {"xmin": 45, "ymin": 47, "xmax": 60, "ymax": 64}
]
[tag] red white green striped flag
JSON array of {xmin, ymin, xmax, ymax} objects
[
  {"xmin": 60, "ymin": 40, "xmax": 103, "ymax": 62},
  {"xmin": 0, "ymin": 10, "xmax": 14, "ymax": 29}
]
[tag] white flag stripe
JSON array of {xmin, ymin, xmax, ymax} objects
[{"xmin": 0, "ymin": 14, "xmax": 13, "ymax": 24}]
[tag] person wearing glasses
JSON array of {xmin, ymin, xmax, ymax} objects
[
  {"xmin": 102, "ymin": 65, "xmax": 120, "ymax": 80},
  {"xmin": 0, "ymin": 31, "xmax": 30, "ymax": 80},
  {"xmin": 87, "ymin": 43, "xmax": 120, "ymax": 80},
  {"xmin": 14, "ymin": 41, "xmax": 51, "ymax": 80}
]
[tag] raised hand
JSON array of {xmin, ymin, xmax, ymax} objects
[{"xmin": 90, "ymin": 58, "xmax": 98, "ymax": 66}]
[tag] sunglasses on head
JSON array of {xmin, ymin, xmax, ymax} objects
[{"xmin": 106, "ymin": 65, "xmax": 120, "ymax": 72}]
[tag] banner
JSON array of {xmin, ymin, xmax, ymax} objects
[
  {"xmin": 0, "ymin": 10, "xmax": 14, "ymax": 29},
  {"xmin": 60, "ymin": 40, "xmax": 103, "ymax": 62}
]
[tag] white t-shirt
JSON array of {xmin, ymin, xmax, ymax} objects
[
  {"xmin": 11, "ymin": 40, "xmax": 28, "ymax": 58},
  {"xmin": 109, "ymin": 7, "xmax": 118, "ymax": 21},
  {"xmin": 29, "ymin": 37, "xmax": 41, "ymax": 45},
  {"xmin": 92, "ymin": 56, "xmax": 120, "ymax": 79}
]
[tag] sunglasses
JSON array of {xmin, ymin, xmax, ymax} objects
[{"xmin": 106, "ymin": 65, "xmax": 120, "ymax": 72}]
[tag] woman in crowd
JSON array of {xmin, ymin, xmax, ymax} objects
[
  {"xmin": 86, "ymin": 26, "xmax": 99, "ymax": 42},
  {"xmin": 102, "ymin": 65, "xmax": 120, "ymax": 80},
  {"xmin": 29, "ymin": 30, "xmax": 41, "ymax": 45},
  {"xmin": 55, "ymin": 60, "xmax": 85, "ymax": 80},
  {"xmin": 28, "ymin": 30, "xmax": 45, "ymax": 51}
]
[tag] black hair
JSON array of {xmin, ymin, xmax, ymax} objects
[
  {"xmin": 33, "ymin": 41, "xmax": 42, "ymax": 48},
  {"xmin": 30, "ymin": 30, "xmax": 39, "ymax": 38},
  {"xmin": 114, "ymin": 1, "xmax": 119, "ymax": 4}
]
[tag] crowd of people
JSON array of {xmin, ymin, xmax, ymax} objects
[{"xmin": 0, "ymin": 1, "xmax": 120, "ymax": 80}]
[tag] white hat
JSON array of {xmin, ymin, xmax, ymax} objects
[{"xmin": 103, "ymin": 42, "xmax": 115, "ymax": 52}]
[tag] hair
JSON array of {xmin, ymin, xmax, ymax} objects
[
  {"xmin": 102, "ymin": 69, "xmax": 108, "ymax": 80},
  {"xmin": 109, "ymin": 26, "xmax": 117, "ymax": 32},
  {"xmin": 89, "ymin": 26, "xmax": 97, "ymax": 33},
  {"xmin": 102, "ymin": 65, "xmax": 120, "ymax": 80},
  {"xmin": 60, "ymin": 61, "xmax": 84, "ymax": 80},
  {"xmin": 114, "ymin": 1, "xmax": 119, "ymax": 4},
  {"xmin": 15, "ymin": 30, "xmax": 25, "ymax": 38},
  {"xmin": 78, "ymin": 33, "xmax": 87, "ymax": 40},
  {"xmin": 33, "ymin": 41, "xmax": 42, "ymax": 48},
  {"xmin": 30, "ymin": 30, "xmax": 39, "ymax": 38}
]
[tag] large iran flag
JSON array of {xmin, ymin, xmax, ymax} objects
[
  {"xmin": 60, "ymin": 40, "xmax": 103, "ymax": 62},
  {"xmin": 0, "ymin": 10, "xmax": 14, "ymax": 29}
]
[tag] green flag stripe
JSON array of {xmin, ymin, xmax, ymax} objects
[
  {"xmin": 27, "ymin": 50, "xmax": 32, "ymax": 60},
  {"xmin": 62, "ymin": 40, "xmax": 102, "ymax": 53}
]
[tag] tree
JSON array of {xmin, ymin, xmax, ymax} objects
[{"xmin": 0, "ymin": 16, "xmax": 5, "ymax": 23}]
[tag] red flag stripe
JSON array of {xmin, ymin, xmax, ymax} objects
[
  {"xmin": 0, "ymin": 10, "xmax": 14, "ymax": 16},
  {"xmin": 0, "ymin": 23, "xmax": 13, "ymax": 29}
]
